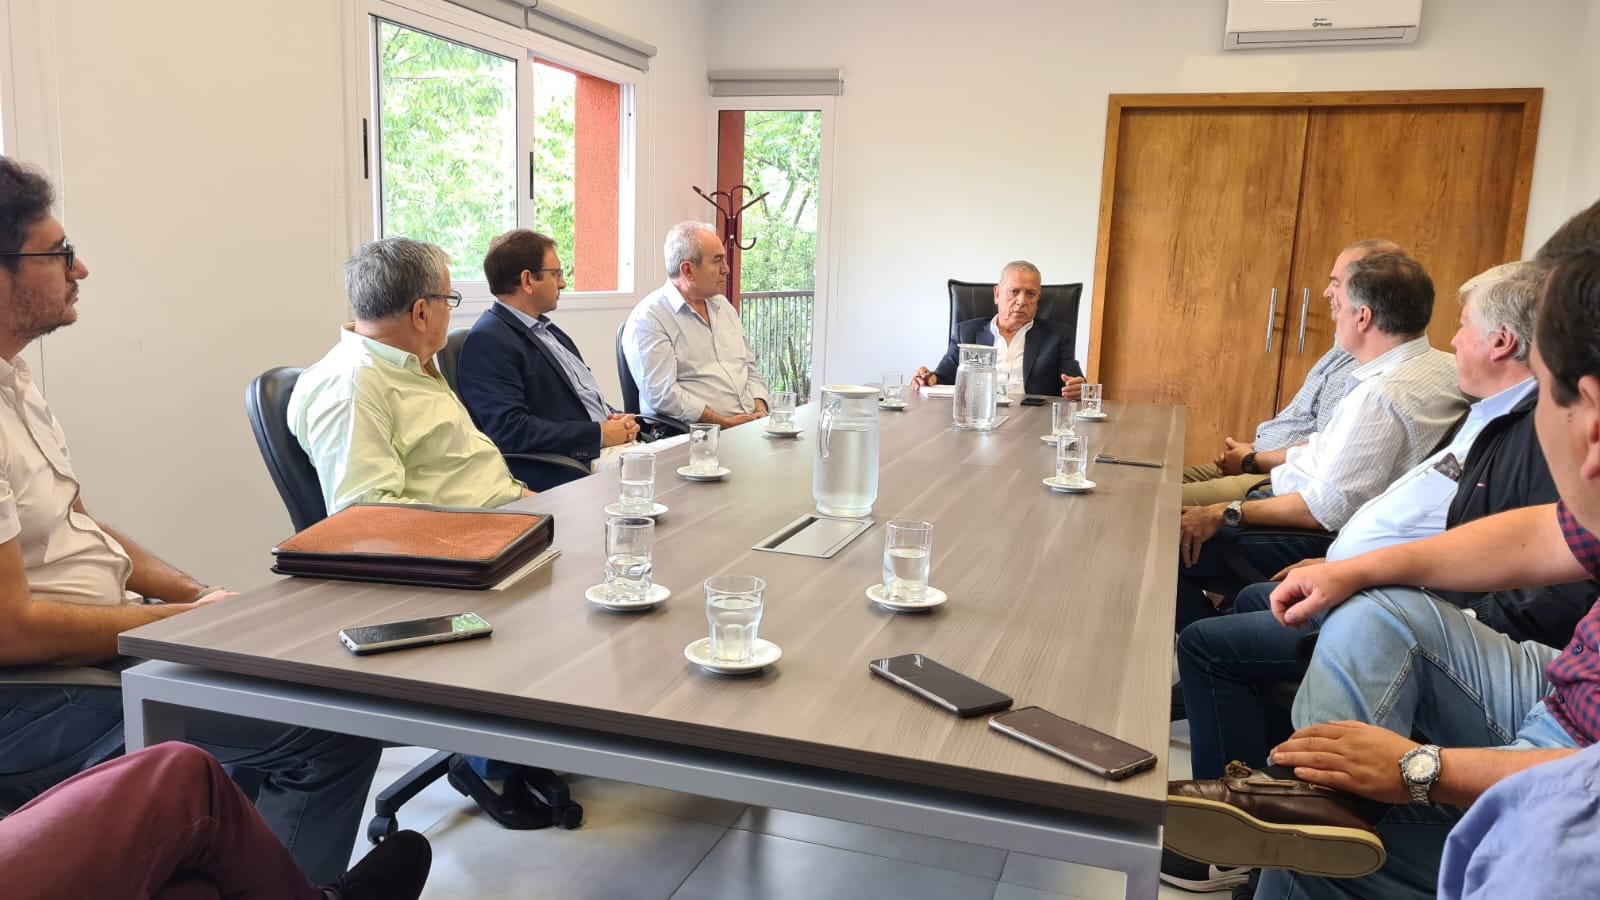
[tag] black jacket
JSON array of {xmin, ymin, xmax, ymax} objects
[
  {"xmin": 931, "ymin": 317, "xmax": 1083, "ymax": 396},
  {"xmin": 1437, "ymin": 390, "xmax": 1597, "ymax": 647}
]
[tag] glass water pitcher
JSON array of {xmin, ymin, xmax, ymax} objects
[
  {"xmin": 953, "ymin": 343, "xmax": 999, "ymax": 431},
  {"xmin": 813, "ymin": 385, "xmax": 880, "ymax": 517}
]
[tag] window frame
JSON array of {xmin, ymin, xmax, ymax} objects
[
  {"xmin": 351, "ymin": 0, "xmax": 643, "ymax": 321},
  {"xmin": 0, "ymin": 0, "xmax": 14, "ymax": 154}
]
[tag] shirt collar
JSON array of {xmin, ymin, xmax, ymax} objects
[
  {"xmin": 1350, "ymin": 336, "xmax": 1433, "ymax": 383},
  {"xmin": 495, "ymin": 299, "xmax": 543, "ymax": 331},
  {"xmin": 988, "ymin": 317, "xmax": 1034, "ymax": 341},
  {"xmin": 1469, "ymin": 376, "xmax": 1537, "ymax": 424},
  {"xmin": 661, "ymin": 280, "xmax": 727, "ymax": 315},
  {"xmin": 340, "ymin": 324, "xmax": 428, "ymax": 375}
]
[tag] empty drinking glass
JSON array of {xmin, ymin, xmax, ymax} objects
[
  {"xmin": 1081, "ymin": 383, "xmax": 1104, "ymax": 416},
  {"xmin": 1052, "ymin": 400, "xmax": 1080, "ymax": 439},
  {"xmin": 705, "ymin": 574, "xmax": 765, "ymax": 662},
  {"xmin": 618, "ymin": 451, "xmax": 655, "ymax": 514},
  {"xmin": 1056, "ymin": 432, "xmax": 1088, "ymax": 485},
  {"xmin": 769, "ymin": 391, "xmax": 798, "ymax": 430},
  {"xmin": 604, "ymin": 516, "xmax": 654, "ymax": 602},
  {"xmin": 882, "ymin": 519, "xmax": 933, "ymax": 603},
  {"xmin": 881, "ymin": 373, "xmax": 905, "ymax": 405},
  {"xmin": 689, "ymin": 424, "xmax": 721, "ymax": 473}
]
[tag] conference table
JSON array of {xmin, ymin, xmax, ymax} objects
[{"xmin": 119, "ymin": 390, "xmax": 1184, "ymax": 898}]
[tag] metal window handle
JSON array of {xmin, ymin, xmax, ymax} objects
[
  {"xmin": 1297, "ymin": 287, "xmax": 1310, "ymax": 354},
  {"xmin": 1265, "ymin": 288, "xmax": 1279, "ymax": 354}
]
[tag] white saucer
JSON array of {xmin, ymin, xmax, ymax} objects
[
  {"xmin": 585, "ymin": 582, "xmax": 671, "ymax": 611},
  {"xmin": 604, "ymin": 501, "xmax": 668, "ymax": 518},
  {"xmin": 996, "ymin": 397, "xmax": 1014, "ymax": 407},
  {"xmin": 1043, "ymin": 476, "xmax": 1097, "ymax": 493},
  {"xmin": 678, "ymin": 465, "xmax": 731, "ymax": 482},
  {"xmin": 866, "ymin": 583, "xmax": 948, "ymax": 611},
  {"xmin": 684, "ymin": 637, "xmax": 782, "ymax": 674},
  {"xmin": 878, "ymin": 400, "xmax": 908, "ymax": 411},
  {"xmin": 1040, "ymin": 433, "xmax": 1079, "ymax": 445},
  {"xmin": 763, "ymin": 425, "xmax": 803, "ymax": 438},
  {"xmin": 1077, "ymin": 410, "xmax": 1108, "ymax": 421}
]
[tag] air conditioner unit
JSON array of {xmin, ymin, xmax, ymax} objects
[{"xmin": 1224, "ymin": 0, "xmax": 1422, "ymax": 50}]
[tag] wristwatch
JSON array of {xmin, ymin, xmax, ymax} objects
[
  {"xmin": 1399, "ymin": 744, "xmax": 1442, "ymax": 804},
  {"xmin": 1222, "ymin": 499, "xmax": 1244, "ymax": 528},
  {"xmin": 1242, "ymin": 451, "xmax": 1260, "ymax": 475}
]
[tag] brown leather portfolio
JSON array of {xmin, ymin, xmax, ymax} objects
[{"xmin": 271, "ymin": 504, "xmax": 555, "ymax": 589}]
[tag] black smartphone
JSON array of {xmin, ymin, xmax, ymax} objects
[
  {"xmin": 338, "ymin": 612, "xmax": 493, "ymax": 655},
  {"xmin": 989, "ymin": 706, "xmax": 1158, "ymax": 780},
  {"xmin": 868, "ymin": 654, "xmax": 1013, "ymax": 717},
  {"xmin": 1020, "ymin": 396, "xmax": 1048, "ymax": 406}
]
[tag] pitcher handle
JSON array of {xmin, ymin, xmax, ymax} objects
[{"xmin": 819, "ymin": 398, "xmax": 836, "ymax": 460}]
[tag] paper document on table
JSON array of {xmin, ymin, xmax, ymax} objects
[
  {"xmin": 920, "ymin": 385, "xmax": 955, "ymax": 398},
  {"xmin": 490, "ymin": 547, "xmax": 561, "ymax": 591}
]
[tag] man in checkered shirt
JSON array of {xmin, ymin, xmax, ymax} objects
[{"xmin": 1164, "ymin": 214, "xmax": 1600, "ymax": 899}]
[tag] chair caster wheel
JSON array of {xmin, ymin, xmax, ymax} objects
[
  {"xmin": 557, "ymin": 803, "xmax": 584, "ymax": 830},
  {"xmin": 367, "ymin": 814, "xmax": 398, "ymax": 845}
]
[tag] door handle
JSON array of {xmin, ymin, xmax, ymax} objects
[
  {"xmin": 1264, "ymin": 288, "xmax": 1279, "ymax": 354},
  {"xmin": 1297, "ymin": 287, "xmax": 1310, "ymax": 354}
]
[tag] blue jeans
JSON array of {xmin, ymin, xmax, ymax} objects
[
  {"xmin": 0, "ymin": 681, "xmax": 381, "ymax": 885},
  {"xmin": 1177, "ymin": 582, "xmax": 1310, "ymax": 779},
  {"xmin": 1176, "ymin": 528, "xmax": 1334, "ymax": 631},
  {"xmin": 1256, "ymin": 586, "xmax": 1572, "ymax": 900}
]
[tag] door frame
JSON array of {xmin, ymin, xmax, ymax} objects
[
  {"xmin": 1085, "ymin": 87, "xmax": 1543, "ymax": 380},
  {"xmin": 706, "ymin": 95, "xmax": 838, "ymax": 392}
]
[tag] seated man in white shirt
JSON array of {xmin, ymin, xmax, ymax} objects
[
  {"xmin": 622, "ymin": 222, "xmax": 769, "ymax": 428},
  {"xmin": 1173, "ymin": 252, "xmax": 1469, "ymax": 631}
]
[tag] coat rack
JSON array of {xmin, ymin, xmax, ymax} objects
[{"xmin": 693, "ymin": 184, "xmax": 768, "ymax": 301}]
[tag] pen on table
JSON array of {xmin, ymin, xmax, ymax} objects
[{"xmin": 1093, "ymin": 454, "xmax": 1163, "ymax": 469}]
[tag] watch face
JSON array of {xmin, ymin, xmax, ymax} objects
[{"xmin": 1404, "ymin": 752, "xmax": 1439, "ymax": 781}]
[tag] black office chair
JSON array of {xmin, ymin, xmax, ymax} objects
[
  {"xmin": 439, "ymin": 328, "xmax": 591, "ymax": 489},
  {"xmin": 0, "ymin": 665, "xmax": 125, "ymax": 816},
  {"xmin": 245, "ymin": 367, "xmax": 581, "ymax": 842},
  {"xmin": 614, "ymin": 322, "xmax": 692, "ymax": 435},
  {"xmin": 947, "ymin": 279, "xmax": 1083, "ymax": 348}
]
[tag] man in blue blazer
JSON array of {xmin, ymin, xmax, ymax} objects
[
  {"xmin": 912, "ymin": 261, "xmax": 1086, "ymax": 399},
  {"xmin": 458, "ymin": 230, "xmax": 640, "ymax": 490}
]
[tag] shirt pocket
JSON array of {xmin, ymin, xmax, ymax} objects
[{"xmin": 1364, "ymin": 466, "xmax": 1457, "ymax": 542}]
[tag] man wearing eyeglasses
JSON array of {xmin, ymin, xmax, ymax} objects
[{"xmin": 0, "ymin": 155, "xmax": 382, "ymax": 885}]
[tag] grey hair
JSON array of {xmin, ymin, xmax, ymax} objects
[
  {"xmin": 664, "ymin": 221, "xmax": 715, "ymax": 277},
  {"xmin": 999, "ymin": 260, "xmax": 1041, "ymax": 282},
  {"xmin": 1343, "ymin": 238, "xmax": 1406, "ymax": 258},
  {"xmin": 343, "ymin": 237, "xmax": 450, "ymax": 321},
  {"xmin": 1460, "ymin": 261, "xmax": 1541, "ymax": 363}
]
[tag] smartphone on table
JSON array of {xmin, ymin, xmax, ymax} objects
[
  {"xmin": 1020, "ymin": 396, "xmax": 1048, "ymax": 406},
  {"xmin": 989, "ymin": 706, "xmax": 1158, "ymax": 780},
  {"xmin": 868, "ymin": 653, "xmax": 1013, "ymax": 717},
  {"xmin": 338, "ymin": 612, "xmax": 493, "ymax": 655}
]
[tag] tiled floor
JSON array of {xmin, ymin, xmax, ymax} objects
[{"xmin": 349, "ymin": 721, "xmax": 1219, "ymax": 900}]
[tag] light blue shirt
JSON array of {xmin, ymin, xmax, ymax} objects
[
  {"xmin": 494, "ymin": 301, "xmax": 610, "ymax": 423},
  {"xmin": 1438, "ymin": 741, "xmax": 1600, "ymax": 900},
  {"xmin": 1253, "ymin": 346, "xmax": 1358, "ymax": 451},
  {"xmin": 1326, "ymin": 378, "xmax": 1535, "ymax": 562},
  {"xmin": 622, "ymin": 281, "xmax": 768, "ymax": 422}
]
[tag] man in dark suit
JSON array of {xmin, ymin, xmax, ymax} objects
[
  {"xmin": 458, "ymin": 229, "xmax": 640, "ymax": 490},
  {"xmin": 911, "ymin": 261, "xmax": 1086, "ymax": 399}
]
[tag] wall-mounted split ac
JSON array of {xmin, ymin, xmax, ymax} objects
[{"xmin": 1224, "ymin": 0, "xmax": 1422, "ymax": 50}]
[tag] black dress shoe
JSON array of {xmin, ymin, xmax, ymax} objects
[
  {"xmin": 325, "ymin": 829, "xmax": 431, "ymax": 900},
  {"xmin": 445, "ymin": 754, "xmax": 557, "ymax": 830}
]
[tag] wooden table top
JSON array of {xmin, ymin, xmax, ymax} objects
[{"xmin": 122, "ymin": 393, "xmax": 1184, "ymax": 825}]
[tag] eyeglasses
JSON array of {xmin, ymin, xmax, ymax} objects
[
  {"xmin": 1, "ymin": 240, "xmax": 76, "ymax": 271},
  {"xmin": 425, "ymin": 291, "xmax": 462, "ymax": 308}
]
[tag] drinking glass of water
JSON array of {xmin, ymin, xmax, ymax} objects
[
  {"xmin": 882, "ymin": 519, "xmax": 933, "ymax": 603},
  {"xmin": 881, "ymin": 373, "xmax": 904, "ymax": 405},
  {"xmin": 995, "ymin": 362, "xmax": 1012, "ymax": 401},
  {"xmin": 769, "ymin": 391, "xmax": 797, "ymax": 431},
  {"xmin": 705, "ymin": 574, "xmax": 765, "ymax": 662},
  {"xmin": 604, "ymin": 516, "xmax": 654, "ymax": 603},
  {"xmin": 1052, "ymin": 400, "xmax": 1079, "ymax": 439},
  {"xmin": 1081, "ymin": 383, "xmax": 1103, "ymax": 416},
  {"xmin": 1056, "ymin": 433, "xmax": 1088, "ymax": 485},
  {"xmin": 618, "ymin": 451, "xmax": 655, "ymax": 514},
  {"xmin": 689, "ymin": 424, "xmax": 721, "ymax": 473}
]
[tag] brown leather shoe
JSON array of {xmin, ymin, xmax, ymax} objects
[{"xmin": 1165, "ymin": 762, "xmax": 1387, "ymax": 879}]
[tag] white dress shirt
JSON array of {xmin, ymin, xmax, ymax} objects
[
  {"xmin": 0, "ymin": 355, "xmax": 134, "ymax": 606},
  {"xmin": 1327, "ymin": 378, "xmax": 1536, "ymax": 562},
  {"xmin": 989, "ymin": 317, "xmax": 1032, "ymax": 394},
  {"xmin": 622, "ymin": 281, "xmax": 768, "ymax": 422},
  {"xmin": 1270, "ymin": 337, "xmax": 1468, "ymax": 530}
]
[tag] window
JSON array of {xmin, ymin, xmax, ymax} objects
[{"xmin": 364, "ymin": 5, "xmax": 634, "ymax": 299}]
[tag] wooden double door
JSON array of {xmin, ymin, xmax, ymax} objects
[{"xmin": 1087, "ymin": 90, "xmax": 1541, "ymax": 465}]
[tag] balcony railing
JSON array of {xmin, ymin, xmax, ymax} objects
[{"xmin": 739, "ymin": 290, "xmax": 814, "ymax": 400}]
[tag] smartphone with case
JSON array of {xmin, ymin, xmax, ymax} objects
[
  {"xmin": 1020, "ymin": 396, "xmax": 1048, "ymax": 407},
  {"xmin": 338, "ymin": 612, "xmax": 493, "ymax": 655},
  {"xmin": 868, "ymin": 654, "xmax": 1013, "ymax": 717},
  {"xmin": 989, "ymin": 706, "xmax": 1158, "ymax": 780}
]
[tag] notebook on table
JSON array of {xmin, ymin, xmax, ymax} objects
[{"xmin": 271, "ymin": 504, "xmax": 555, "ymax": 590}]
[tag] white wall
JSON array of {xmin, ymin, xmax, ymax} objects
[
  {"xmin": 7, "ymin": 0, "xmax": 711, "ymax": 590},
  {"xmin": 708, "ymin": 0, "xmax": 1598, "ymax": 385},
  {"xmin": 1564, "ymin": 0, "xmax": 1600, "ymax": 208}
]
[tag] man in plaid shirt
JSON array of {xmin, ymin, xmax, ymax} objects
[{"xmin": 1165, "ymin": 227, "xmax": 1600, "ymax": 899}]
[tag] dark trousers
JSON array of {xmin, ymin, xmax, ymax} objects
[
  {"xmin": 1175, "ymin": 528, "xmax": 1334, "ymax": 631},
  {"xmin": 1178, "ymin": 583, "xmax": 1317, "ymax": 779},
  {"xmin": 0, "ymin": 742, "xmax": 325, "ymax": 900}
]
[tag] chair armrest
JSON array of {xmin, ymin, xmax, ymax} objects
[
  {"xmin": 0, "ymin": 664, "xmax": 124, "ymax": 690},
  {"xmin": 1221, "ymin": 527, "xmax": 1337, "ymax": 586},
  {"xmin": 503, "ymin": 452, "xmax": 592, "ymax": 477},
  {"xmin": 635, "ymin": 414, "xmax": 691, "ymax": 437}
]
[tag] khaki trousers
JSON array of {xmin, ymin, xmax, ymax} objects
[{"xmin": 1181, "ymin": 469, "xmax": 1271, "ymax": 506}]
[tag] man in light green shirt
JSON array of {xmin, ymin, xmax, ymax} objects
[{"xmin": 289, "ymin": 237, "xmax": 527, "ymax": 515}]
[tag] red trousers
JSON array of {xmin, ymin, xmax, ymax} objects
[{"xmin": 1, "ymin": 742, "xmax": 323, "ymax": 900}]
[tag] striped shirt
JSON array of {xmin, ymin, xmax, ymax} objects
[
  {"xmin": 622, "ymin": 281, "xmax": 768, "ymax": 422},
  {"xmin": 1253, "ymin": 346, "xmax": 1357, "ymax": 451},
  {"xmin": 1545, "ymin": 502, "xmax": 1600, "ymax": 746},
  {"xmin": 1270, "ymin": 337, "xmax": 1467, "ymax": 530}
]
